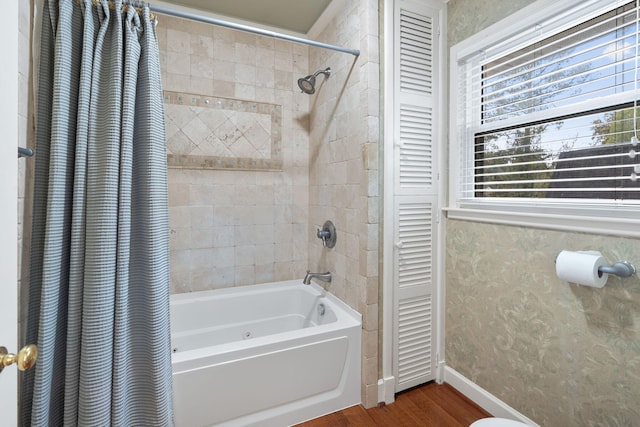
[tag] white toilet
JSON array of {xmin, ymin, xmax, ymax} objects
[{"xmin": 470, "ymin": 417, "xmax": 530, "ymax": 427}]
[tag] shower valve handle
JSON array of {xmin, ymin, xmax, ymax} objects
[
  {"xmin": 317, "ymin": 228, "xmax": 330, "ymax": 246},
  {"xmin": 316, "ymin": 220, "xmax": 337, "ymax": 249}
]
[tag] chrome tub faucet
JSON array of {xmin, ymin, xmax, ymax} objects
[{"xmin": 303, "ymin": 271, "xmax": 332, "ymax": 285}]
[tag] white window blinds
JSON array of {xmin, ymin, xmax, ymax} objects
[{"xmin": 456, "ymin": 1, "xmax": 640, "ymax": 204}]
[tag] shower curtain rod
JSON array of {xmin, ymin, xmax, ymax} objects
[{"xmin": 149, "ymin": 4, "xmax": 361, "ymax": 57}]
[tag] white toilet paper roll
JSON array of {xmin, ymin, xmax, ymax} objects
[{"xmin": 555, "ymin": 250, "xmax": 609, "ymax": 288}]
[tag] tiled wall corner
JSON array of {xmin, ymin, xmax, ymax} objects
[{"xmin": 309, "ymin": 0, "xmax": 381, "ymax": 409}]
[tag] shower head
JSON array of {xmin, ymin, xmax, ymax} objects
[{"xmin": 298, "ymin": 67, "xmax": 331, "ymax": 95}]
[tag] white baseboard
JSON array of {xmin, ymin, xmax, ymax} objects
[
  {"xmin": 377, "ymin": 376, "xmax": 396, "ymax": 405},
  {"xmin": 444, "ymin": 367, "xmax": 539, "ymax": 426}
]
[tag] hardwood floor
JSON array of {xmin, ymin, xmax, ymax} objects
[{"xmin": 295, "ymin": 382, "xmax": 491, "ymax": 427}]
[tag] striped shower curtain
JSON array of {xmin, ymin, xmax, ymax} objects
[{"xmin": 22, "ymin": 0, "xmax": 173, "ymax": 425}]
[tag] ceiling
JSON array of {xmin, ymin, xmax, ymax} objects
[{"xmin": 162, "ymin": 0, "xmax": 333, "ymax": 34}]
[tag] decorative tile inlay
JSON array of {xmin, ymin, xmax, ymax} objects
[{"xmin": 164, "ymin": 91, "xmax": 282, "ymax": 171}]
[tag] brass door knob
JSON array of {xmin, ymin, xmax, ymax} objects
[{"xmin": 0, "ymin": 344, "xmax": 38, "ymax": 373}]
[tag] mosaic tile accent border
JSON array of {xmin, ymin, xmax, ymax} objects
[{"xmin": 163, "ymin": 91, "xmax": 283, "ymax": 171}]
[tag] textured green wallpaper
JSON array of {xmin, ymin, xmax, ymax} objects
[
  {"xmin": 447, "ymin": 0, "xmax": 535, "ymax": 46},
  {"xmin": 446, "ymin": 1, "xmax": 640, "ymax": 425},
  {"xmin": 445, "ymin": 220, "xmax": 640, "ymax": 426}
]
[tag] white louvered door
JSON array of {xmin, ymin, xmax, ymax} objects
[{"xmin": 392, "ymin": 0, "xmax": 440, "ymax": 392}]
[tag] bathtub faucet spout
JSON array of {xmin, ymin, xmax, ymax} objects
[{"xmin": 303, "ymin": 271, "xmax": 332, "ymax": 285}]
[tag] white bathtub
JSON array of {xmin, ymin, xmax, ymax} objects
[{"xmin": 170, "ymin": 280, "xmax": 362, "ymax": 427}]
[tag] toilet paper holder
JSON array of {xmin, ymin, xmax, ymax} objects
[
  {"xmin": 554, "ymin": 252, "xmax": 637, "ymax": 279},
  {"xmin": 598, "ymin": 261, "xmax": 636, "ymax": 278}
]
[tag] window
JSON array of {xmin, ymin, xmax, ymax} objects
[{"xmin": 450, "ymin": 0, "xmax": 640, "ymax": 234}]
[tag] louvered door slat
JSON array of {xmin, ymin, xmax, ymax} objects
[
  {"xmin": 399, "ymin": 339, "xmax": 433, "ymax": 357},
  {"xmin": 400, "ymin": 318, "xmax": 432, "ymax": 332},
  {"xmin": 397, "ymin": 294, "xmax": 432, "ymax": 385},
  {"xmin": 399, "ymin": 8, "xmax": 433, "ymax": 96},
  {"xmin": 400, "ymin": 251, "xmax": 431, "ymax": 260},
  {"xmin": 399, "ymin": 272, "xmax": 431, "ymax": 286},
  {"xmin": 399, "ymin": 105, "xmax": 433, "ymax": 188},
  {"xmin": 401, "ymin": 44, "xmax": 432, "ymax": 57},
  {"xmin": 399, "ymin": 271, "xmax": 431, "ymax": 282},
  {"xmin": 401, "ymin": 12, "xmax": 432, "ymax": 28},
  {"xmin": 399, "ymin": 228, "xmax": 431, "ymax": 236},
  {"xmin": 401, "ymin": 69, "xmax": 432, "ymax": 81},
  {"xmin": 399, "ymin": 266, "xmax": 431, "ymax": 276},
  {"xmin": 399, "ymin": 267, "xmax": 431, "ymax": 276},
  {"xmin": 399, "ymin": 171, "xmax": 432, "ymax": 178},
  {"xmin": 400, "ymin": 254, "xmax": 431, "ymax": 261},
  {"xmin": 399, "ymin": 277, "xmax": 431, "ymax": 286},
  {"xmin": 401, "ymin": 55, "xmax": 431, "ymax": 69},
  {"xmin": 400, "ymin": 345, "xmax": 432, "ymax": 362},
  {"xmin": 402, "ymin": 21, "xmax": 432, "ymax": 34}
]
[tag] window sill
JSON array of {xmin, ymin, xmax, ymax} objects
[{"xmin": 444, "ymin": 206, "xmax": 640, "ymax": 239}]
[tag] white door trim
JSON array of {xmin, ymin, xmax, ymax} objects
[{"xmin": 0, "ymin": 1, "xmax": 20, "ymax": 424}]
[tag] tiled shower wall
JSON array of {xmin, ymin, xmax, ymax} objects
[
  {"xmin": 157, "ymin": 14, "xmax": 311, "ymax": 292},
  {"xmin": 159, "ymin": 0, "xmax": 382, "ymax": 407},
  {"xmin": 308, "ymin": 0, "xmax": 380, "ymax": 408}
]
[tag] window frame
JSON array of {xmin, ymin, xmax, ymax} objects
[{"xmin": 448, "ymin": 0, "xmax": 640, "ymax": 238}]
